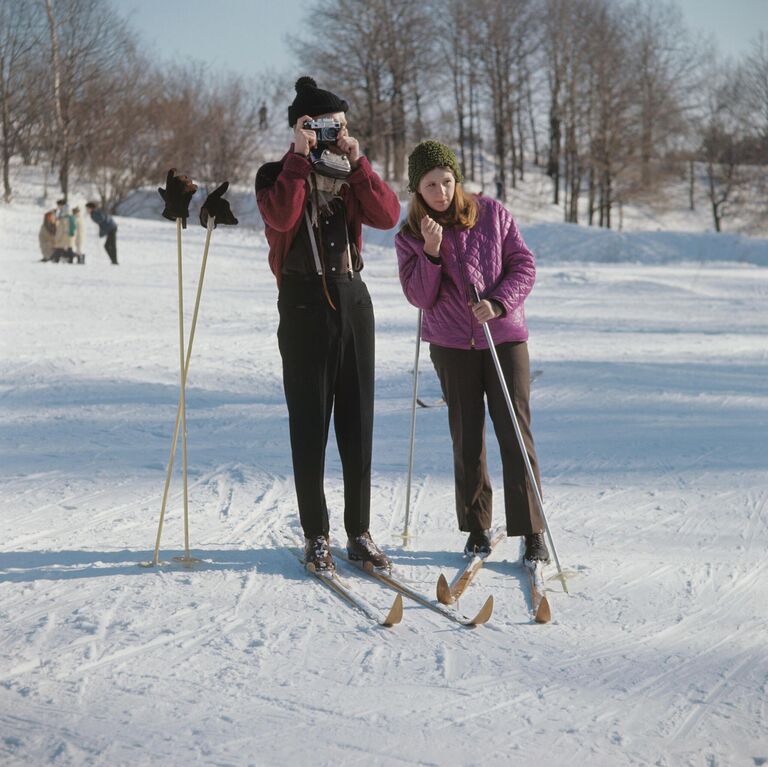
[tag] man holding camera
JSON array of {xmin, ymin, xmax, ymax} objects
[{"xmin": 256, "ymin": 76, "xmax": 400, "ymax": 574}]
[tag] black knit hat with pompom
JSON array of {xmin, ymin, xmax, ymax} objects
[{"xmin": 287, "ymin": 76, "xmax": 349, "ymax": 127}]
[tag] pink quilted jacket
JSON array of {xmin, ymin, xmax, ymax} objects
[{"xmin": 394, "ymin": 196, "xmax": 535, "ymax": 349}]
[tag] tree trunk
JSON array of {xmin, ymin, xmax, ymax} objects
[
  {"xmin": 45, "ymin": 0, "xmax": 70, "ymax": 199},
  {"xmin": 548, "ymin": 107, "xmax": 561, "ymax": 204},
  {"xmin": 1, "ymin": 81, "xmax": 11, "ymax": 202},
  {"xmin": 452, "ymin": 49, "xmax": 466, "ymax": 177},
  {"xmin": 526, "ymin": 71, "xmax": 539, "ymax": 166},
  {"xmin": 689, "ymin": 159, "xmax": 695, "ymax": 211},
  {"xmin": 708, "ymin": 164, "xmax": 722, "ymax": 231},
  {"xmin": 468, "ymin": 68, "xmax": 477, "ymax": 180},
  {"xmin": 516, "ymin": 99, "xmax": 525, "ymax": 182},
  {"xmin": 364, "ymin": 71, "xmax": 378, "ymax": 163},
  {"xmin": 392, "ymin": 91, "xmax": 406, "ymax": 184}
]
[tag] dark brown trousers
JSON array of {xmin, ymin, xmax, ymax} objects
[{"xmin": 429, "ymin": 341, "xmax": 544, "ymax": 537}]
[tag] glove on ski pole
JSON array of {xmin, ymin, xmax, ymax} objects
[
  {"xmin": 199, "ymin": 181, "xmax": 238, "ymax": 229},
  {"xmin": 158, "ymin": 168, "xmax": 198, "ymax": 228},
  {"xmin": 148, "ymin": 182, "xmax": 239, "ymax": 566}
]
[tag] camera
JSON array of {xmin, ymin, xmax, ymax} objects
[{"xmin": 303, "ymin": 118, "xmax": 342, "ymax": 148}]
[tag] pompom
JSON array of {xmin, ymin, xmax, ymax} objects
[{"xmin": 295, "ymin": 76, "xmax": 317, "ymax": 92}]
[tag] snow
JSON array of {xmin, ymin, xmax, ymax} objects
[{"xmin": 1, "ymin": 167, "xmax": 768, "ymax": 767}]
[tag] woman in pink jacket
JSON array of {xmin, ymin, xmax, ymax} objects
[{"xmin": 395, "ymin": 140, "xmax": 549, "ymax": 563}]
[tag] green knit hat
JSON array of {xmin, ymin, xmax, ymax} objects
[{"xmin": 407, "ymin": 140, "xmax": 463, "ymax": 193}]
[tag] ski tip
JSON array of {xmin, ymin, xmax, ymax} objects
[
  {"xmin": 382, "ymin": 593, "xmax": 404, "ymax": 627},
  {"xmin": 306, "ymin": 562, "xmax": 336, "ymax": 578},
  {"xmin": 436, "ymin": 573, "xmax": 454, "ymax": 605},
  {"xmin": 468, "ymin": 594, "xmax": 494, "ymax": 626},
  {"xmin": 534, "ymin": 595, "xmax": 551, "ymax": 624},
  {"xmin": 362, "ymin": 560, "xmax": 392, "ymax": 577}
]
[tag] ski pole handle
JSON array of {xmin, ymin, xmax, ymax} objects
[{"xmin": 470, "ymin": 284, "xmax": 481, "ymax": 304}]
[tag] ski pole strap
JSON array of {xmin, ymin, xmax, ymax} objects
[{"xmin": 303, "ymin": 209, "xmax": 324, "ymax": 275}]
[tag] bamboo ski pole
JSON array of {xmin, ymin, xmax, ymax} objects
[
  {"xmin": 401, "ymin": 309, "xmax": 422, "ymax": 544},
  {"xmin": 470, "ymin": 285, "xmax": 568, "ymax": 593},
  {"xmin": 176, "ymin": 217, "xmax": 191, "ymax": 560},
  {"xmin": 146, "ymin": 217, "xmax": 215, "ymax": 566}
]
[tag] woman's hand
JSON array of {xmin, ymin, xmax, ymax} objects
[
  {"xmin": 420, "ymin": 215, "xmax": 443, "ymax": 256},
  {"xmin": 336, "ymin": 126, "xmax": 360, "ymax": 168},
  {"xmin": 293, "ymin": 115, "xmax": 317, "ymax": 156},
  {"xmin": 470, "ymin": 299, "xmax": 502, "ymax": 323}
]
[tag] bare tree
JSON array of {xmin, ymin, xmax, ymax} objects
[
  {"xmin": 472, "ymin": 0, "xmax": 538, "ymax": 201},
  {"xmin": 584, "ymin": 0, "xmax": 636, "ymax": 228},
  {"xmin": 0, "ymin": 1, "xmax": 45, "ymax": 201},
  {"xmin": 540, "ymin": 0, "xmax": 580, "ymax": 206},
  {"xmin": 700, "ymin": 63, "xmax": 746, "ymax": 232},
  {"xmin": 626, "ymin": 0, "xmax": 699, "ymax": 188},
  {"xmin": 43, "ymin": 0, "xmax": 132, "ymax": 199},
  {"xmin": 741, "ymin": 32, "xmax": 768, "ymax": 142}
]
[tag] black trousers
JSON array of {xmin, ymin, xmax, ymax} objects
[
  {"xmin": 429, "ymin": 341, "xmax": 544, "ymax": 537},
  {"xmin": 104, "ymin": 230, "xmax": 118, "ymax": 264},
  {"xmin": 277, "ymin": 274, "xmax": 374, "ymax": 538}
]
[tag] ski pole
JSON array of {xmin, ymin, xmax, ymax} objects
[
  {"xmin": 470, "ymin": 285, "xmax": 568, "ymax": 593},
  {"xmin": 401, "ymin": 308, "xmax": 422, "ymax": 545},
  {"xmin": 147, "ymin": 216, "xmax": 215, "ymax": 566}
]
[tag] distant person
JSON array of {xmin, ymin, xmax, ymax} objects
[
  {"xmin": 85, "ymin": 201, "xmax": 118, "ymax": 264},
  {"xmin": 38, "ymin": 209, "xmax": 57, "ymax": 261},
  {"xmin": 72, "ymin": 206, "xmax": 85, "ymax": 263},
  {"xmin": 259, "ymin": 102, "xmax": 268, "ymax": 130},
  {"xmin": 52, "ymin": 201, "xmax": 76, "ymax": 262}
]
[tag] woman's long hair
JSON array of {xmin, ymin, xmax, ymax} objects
[{"xmin": 401, "ymin": 178, "xmax": 479, "ymax": 240}]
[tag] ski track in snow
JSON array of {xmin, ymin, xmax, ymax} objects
[{"xmin": 1, "ymin": 196, "xmax": 768, "ymax": 766}]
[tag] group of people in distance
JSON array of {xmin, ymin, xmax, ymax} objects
[
  {"xmin": 39, "ymin": 199, "xmax": 118, "ymax": 265},
  {"xmin": 256, "ymin": 77, "xmax": 551, "ymax": 574}
]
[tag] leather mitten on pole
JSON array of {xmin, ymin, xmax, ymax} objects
[
  {"xmin": 200, "ymin": 181, "xmax": 239, "ymax": 229},
  {"xmin": 158, "ymin": 168, "xmax": 198, "ymax": 228}
]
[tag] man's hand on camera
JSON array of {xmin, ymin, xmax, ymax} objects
[
  {"xmin": 336, "ymin": 128, "xmax": 360, "ymax": 168},
  {"xmin": 293, "ymin": 115, "xmax": 316, "ymax": 157}
]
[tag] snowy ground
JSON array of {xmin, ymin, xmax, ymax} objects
[{"xmin": 1, "ymin": 189, "xmax": 768, "ymax": 767}]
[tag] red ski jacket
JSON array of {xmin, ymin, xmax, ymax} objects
[{"xmin": 255, "ymin": 149, "xmax": 400, "ymax": 285}]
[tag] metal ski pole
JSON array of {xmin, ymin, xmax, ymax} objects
[
  {"xmin": 142, "ymin": 217, "xmax": 215, "ymax": 567},
  {"xmin": 401, "ymin": 309, "xmax": 422, "ymax": 545},
  {"xmin": 470, "ymin": 285, "xmax": 568, "ymax": 593}
]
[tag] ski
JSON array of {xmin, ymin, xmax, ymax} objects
[
  {"xmin": 435, "ymin": 528, "xmax": 506, "ymax": 605},
  {"xmin": 416, "ymin": 371, "xmax": 540, "ymax": 410},
  {"xmin": 525, "ymin": 560, "xmax": 552, "ymax": 624},
  {"xmin": 292, "ymin": 550, "xmax": 403, "ymax": 627},
  {"xmin": 338, "ymin": 552, "xmax": 493, "ymax": 627},
  {"xmin": 416, "ymin": 397, "xmax": 445, "ymax": 408},
  {"xmin": 435, "ymin": 529, "xmax": 553, "ymax": 624}
]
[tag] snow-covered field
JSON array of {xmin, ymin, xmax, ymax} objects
[{"xmin": 1, "ymin": 187, "xmax": 767, "ymax": 767}]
